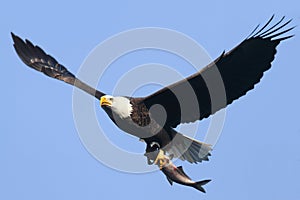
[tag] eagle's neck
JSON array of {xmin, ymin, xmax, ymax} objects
[{"xmin": 111, "ymin": 96, "xmax": 133, "ymax": 119}]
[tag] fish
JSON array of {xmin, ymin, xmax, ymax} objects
[{"xmin": 154, "ymin": 150, "xmax": 211, "ymax": 193}]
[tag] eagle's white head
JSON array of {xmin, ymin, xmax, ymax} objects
[{"xmin": 100, "ymin": 95, "xmax": 133, "ymax": 119}]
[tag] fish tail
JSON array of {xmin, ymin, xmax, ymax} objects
[{"xmin": 192, "ymin": 179, "xmax": 211, "ymax": 193}]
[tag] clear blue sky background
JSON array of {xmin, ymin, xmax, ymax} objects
[{"xmin": 2, "ymin": 1, "xmax": 300, "ymax": 199}]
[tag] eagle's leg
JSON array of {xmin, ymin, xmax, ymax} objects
[{"xmin": 154, "ymin": 149, "xmax": 166, "ymax": 169}]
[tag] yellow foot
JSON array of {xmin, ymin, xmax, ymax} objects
[{"xmin": 154, "ymin": 149, "xmax": 166, "ymax": 169}]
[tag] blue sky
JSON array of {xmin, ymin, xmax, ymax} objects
[{"xmin": 2, "ymin": 1, "xmax": 300, "ymax": 199}]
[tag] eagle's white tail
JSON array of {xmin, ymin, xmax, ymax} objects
[{"xmin": 166, "ymin": 130, "xmax": 212, "ymax": 163}]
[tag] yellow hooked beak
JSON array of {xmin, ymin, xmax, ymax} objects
[{"xmin": 100, "ymin": 96, "xmax": 112, "ymax": 107}]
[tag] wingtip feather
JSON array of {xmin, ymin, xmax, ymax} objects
[{"xmin": 250, "ymin": 16, "xmax": 294, "ymax": 41}]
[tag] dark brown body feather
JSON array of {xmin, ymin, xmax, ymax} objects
[{"xmin": 129, "ymin": 98, "xmax": 151, "ymax": 127}]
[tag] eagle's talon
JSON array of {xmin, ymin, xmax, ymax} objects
[
  {"xmin": 159, "ymin": 159, "xmax": 167, "ymax": 169},
  {"xmin": 154, "ymin": 149, "xmax": 166, "ymax": 169}
]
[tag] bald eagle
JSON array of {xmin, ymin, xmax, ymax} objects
[{"xmin": 12, "ymin": 16, "xmax": 293, "ymax": 164}]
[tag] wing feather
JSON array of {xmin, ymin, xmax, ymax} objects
[
  {"xmin": 142, "ymin": 16, "xmax": 294, "ymax": 128},
  {"xmin": 12, "ymin": 33, "xmax": 105, "ymax": 100}
]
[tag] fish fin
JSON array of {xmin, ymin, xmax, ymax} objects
[
  {"xmin": 177, "ymin": 166, "xmax": 191, "ymax": 179},
  {"xmin": 166, "ymin": 176, "xmax": 173, "ymax": 185},
  {"xmin": 192, "ymin": 179, "xmax": 211, "ymax": 193}
]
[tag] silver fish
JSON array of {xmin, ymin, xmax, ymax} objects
[{"xmin": 156, "ymin": 151, "xmax": 211, "ymax": 193}]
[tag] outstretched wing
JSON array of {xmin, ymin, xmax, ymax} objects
[
  {"xmin": 143, "ymin": 16, "xmax": 294, "ymax": 128},
  {"xmin": 12, "ymin": 33, "xmax": 105, "ymax": 100}
]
